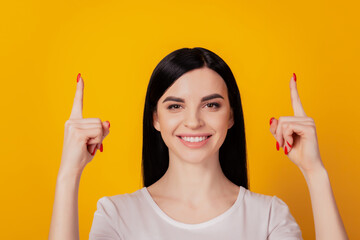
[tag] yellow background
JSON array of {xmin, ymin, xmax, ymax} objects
[{"xmin": 0, "ymin": 0, "xmax": 359, "ymax": 239}]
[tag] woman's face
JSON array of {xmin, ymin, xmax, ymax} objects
[{"xmin": 153, "ymin": 67, "xmax": 234, "ymax": 164}]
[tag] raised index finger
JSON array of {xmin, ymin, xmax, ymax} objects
[
  {"xmin": 69, "ymin": 73, "xmax": 84, "ymax": 119},
  {"xmin": 290, "ymin": 73, "xmax": 307, "ymax": 117}
]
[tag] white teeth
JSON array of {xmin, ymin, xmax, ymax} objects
[{"xmin": 181, "ymin": 136, "xmax": 208, "ymax": 142}]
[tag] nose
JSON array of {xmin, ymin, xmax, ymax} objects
[{"xmin": 183, "ymin": 108, "xmax": 204, "ymax": 129}]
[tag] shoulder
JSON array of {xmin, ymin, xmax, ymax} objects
[
  {"xmin": 241, "ymin": 187, "xmax": 296, "ymax": 217},
  {"xmin": 242, "ymin": 187, "xmax": 273, "ymax": 201},
  {"xmin": 90, "ymin": 189, "xmax": 146, "ymax": 239},
  {"xmin": 236, "ymin": 187, "xmax": 274, "ymax": 221},
  {"xmin": 242, "ymin": 188, "xmax": 294, "ymax": 219},
  {"xmin": 241, "ymin": 187, "xmax": 274, "ymax": 210},
  {"xmin": 241, "ymin": 187, "xmax": 300, "ymax": 222},
  {"xmin": 95, "ymin": 187, "xmax": 148, "ymax": 220},
  {"xmin": 97, "ymin": 187, "xmax": 145, "ymax": 210},
  {"xmin": 241, "ymin": 187, "xmax": 292, "ymax": 209},
  {"xmin": 240, "ymin": 187, "xmax": 302, "ymax": 239}
]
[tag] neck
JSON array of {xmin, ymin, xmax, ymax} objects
[{"xmin": 153, "ymin": 150, "xmax": 234, "ymax": 204}]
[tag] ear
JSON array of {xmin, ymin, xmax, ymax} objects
[
  {"xmin": 153, "ymin": 110, "xmax": 160, "ymax": 131},
  {"xmin": 228, "ymin": 108, "xmax": 234, "ymax": 129}
]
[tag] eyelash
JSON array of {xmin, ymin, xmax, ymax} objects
[{"xmin": 167, "ymin": 102, "xmax": 221, "ymax": 110}]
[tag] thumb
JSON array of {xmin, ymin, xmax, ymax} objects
[
  {"xmin": 87, "ymin": 144, "xmax": 98, "ymax": 156},
  {"xmin": 283, "ymin": 125, "xmax": 294, "ymax": 155},
  {"xmin": 96, "ymin": 120, "xmax": 110, "ymax": 153},
  {"xmin": 89, "ymin": 120, "xmax": 110, "ymax": 156}
]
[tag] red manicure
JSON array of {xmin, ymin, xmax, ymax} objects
[
  {"xmin": 77, "ymin": 73, "xmax": 81, "ymax": 83},
  {"xmin": 287, "ymin": 141, "xmax": 292, "ymax": 148},
  {"xmin": 293, "ymin": 73, "xmax": 296, "ymax": 82},
  {"xmin": 276, "ymin": 141, "xmax": 279, "ymax": 151},
  {"xmin": 269, "ymin": 117, "xmax": 275, "ymax": 125},
  {"xmin": 92, "ymin": 147, "xmax": 97, "ymax": 156},
  {"xmin": 100, "ymin": 143, "xmax": 103, "ymax": 152},
  {"xmin": 107, "ymin": 121, "xmax": 110, "ymax": 128},
  {"xmin": 284, "ymin": 146, "xmax": 288, "ymax": 155}
]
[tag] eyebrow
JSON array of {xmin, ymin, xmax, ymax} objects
[{"xmin": 162, "ymin": 93, "xmax": 224, "ymax": 104}]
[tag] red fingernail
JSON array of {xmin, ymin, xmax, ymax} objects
[
  {"xmin": 100, "ymin": 143, "xmax": 103, "ymax": 152},
  {"xmin": 107, "ymin": 121, "xmax": 110, "ymax": 128},
  {"xmin": 92, "ymin": 147, "xmax": 97, "ymax": 156},
  {"xmin": 286, "ymin": 141, "xmax": 292, "ymax": 148},
  {"xmin": 276, "ymin": 141, "xmax": 279, "ymax": 151},
  {"xmin": 77, "ymin": 73, "xmax": 81, "ymax": 83},
  {"xmin": 293, "ymin": 73, "xmax": 296, "ymax": 82},
  {"xmin": 284, "ymin": 146, "xmax": 288, "ymax": 155},
  {"xmin": 269, "ymin": 117, "xmax": 275, "ymax": 125}
]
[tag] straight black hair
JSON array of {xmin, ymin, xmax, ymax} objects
[{"xmin": 142, "ymin": 47, "xmax": 248, "ymax": 189}]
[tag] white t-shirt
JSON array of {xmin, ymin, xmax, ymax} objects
[{"xmin": 89, "ymin": 186, "xmax": 303, "ymax": 239}]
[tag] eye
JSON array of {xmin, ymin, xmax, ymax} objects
[
  {"xmin": 167, "ymin": 104, "xmax": 182, "ymax": 110},
  {"xmin": 205, "ymin": 102, "xmax": 220, "ymax": 109}
]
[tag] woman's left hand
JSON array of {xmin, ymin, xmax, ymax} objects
[{"xmin": 269, "ymin": 73, "xmax": 325, "ymax": 175}]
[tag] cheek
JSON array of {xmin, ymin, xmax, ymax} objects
[
  {"xmin": 206, "ymin": 111, "xmax": 230, "ymax": 130},
  {"xmin": 158, "ymin": 114, "xmax": 181, "ymax": 133}
]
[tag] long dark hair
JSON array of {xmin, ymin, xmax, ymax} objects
[{"xmin": 142, "ymin": 47, "xmax": 248, "ymax": 189}]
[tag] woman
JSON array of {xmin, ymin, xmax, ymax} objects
[{"xmin": 49, "ymin": 47, "xmax": 348, "ymax": 239}]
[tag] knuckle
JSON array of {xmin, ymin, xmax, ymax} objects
[
  {"xmin": 275, "ymin": 130, "xmax": 280, "ymax": 139},
  {"xmin": 68, "ymin": 126, "xmax": 81, "ymax": 139},
  {"xmin": 65, "ymin": 120, "xmax": 71, "ymax": 128},
  {"xmin": 282, "ymin": 126, "xmax": 289, "ymax": 135},
  {"xmin": 96, "ymin": 126, "xmax": 103, "ymax": 136},
  {"xmin": 68, "ymin": 123, "xmax": 75, "ymax": 132},
  {"xmin": 96, "ymin": 118, "xmax": 102, "ymax": 124}
]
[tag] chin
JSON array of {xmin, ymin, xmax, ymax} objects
[{"xmin": 171, "ymin": 148, "xmax": 218, "ymax": 165}]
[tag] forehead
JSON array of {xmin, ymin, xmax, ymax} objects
[{"xmin": 161, "ymin": 67, "xmax": 228, "ymax": 99}]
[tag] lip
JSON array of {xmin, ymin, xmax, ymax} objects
[
  {"xmin": 177, "ymin": 135, "xmax": 212, "ymax": 149},
  {"xmin": 176, "ymin": 133, "xmax": 212, "ymax": 137}
]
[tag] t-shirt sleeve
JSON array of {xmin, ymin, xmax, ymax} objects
[
  {"xmin": 89, "ymin": 197, "xmax": 122, "ymax": 240},
  {"xmin": 267, "ymin": 196, "xmax": 303, "ymax": 240}
]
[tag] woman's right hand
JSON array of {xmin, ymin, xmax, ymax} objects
[{"xmin": 58, "ymin": 73, "xmax": 110, "ymax": 177}]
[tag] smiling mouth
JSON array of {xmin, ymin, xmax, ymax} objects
[{"xmin": 177, "ymin": 135, "xmax": 212, "ymax": 143}]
